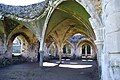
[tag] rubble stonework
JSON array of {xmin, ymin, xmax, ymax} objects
[{"xmin": 0, "ymin": 2, "xmax": 45, "ymax": 19}]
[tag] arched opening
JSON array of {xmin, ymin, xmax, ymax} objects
[
  {"xmin": 12, "ymin": 37, "xmax": 22, "ymax": 56},
  {"xmin": 81, "ymin": 44, "xmax": 91, "ymax": 59},
  {"xmin": 6, "ymin": 25, "xmax": 40, "ymax": 63},
  {"xmin": 78, "ymin": 39, "xmax": 97, "ymax": 60},
  {"xmin": 82, "ymin": 45, "xmax": 85, "ymax": 55},
  {"xmin": 49, "ymin": 43, "xmax": 56, "ymax": 59},
  {"xmin": 62, "ymin": 43, "xmax": 71, "ymax": 59},
  {"xmin": 11, "ymin": 34, "xmax": 30, "ymax": 64}
]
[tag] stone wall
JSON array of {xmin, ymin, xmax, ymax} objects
[
  {"xmin": 102, "ymin": 0, "xmax": 120, "ymax": 80},
  {"xmin": 0, "ymin": 2, "xmax": 45, "ymax": 19}
]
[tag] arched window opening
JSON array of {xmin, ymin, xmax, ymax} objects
[
  {"xmin": 63, "ymin": 45, "xmax": 66, "ymax": 54},
  {"xmin": 62, "ymin": 44, "xmax": 71, "ymax": 59},
  {"xmin": 10, "ymin": 35, "xmax": 29, "ymax": 64},
  {"xmin": 12, "ymin": 37, "xmax": 22, "ymax": 56},
  {"xmin": 81, "ymin": 44, "xmax": 91, "ymax": 59},
  {"xmin": 49, "ymin": 43, "xmax": 56, "ymax": 60},
  {"xmin": 82, "ymin": 45, "xmax": 85, "ymax": 55}
]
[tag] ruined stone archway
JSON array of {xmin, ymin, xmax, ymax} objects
[
  {"xmin": 6, "ymin": 31, "xmax": 40, "ymax": 62},
  {"xmin": 5, "ymin": 32, "xmax": 29, "ymax": 58}
]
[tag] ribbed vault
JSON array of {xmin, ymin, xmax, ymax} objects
[{"xmin": 45, "ymin": 0, "xmax": 96, "ymax": 47}]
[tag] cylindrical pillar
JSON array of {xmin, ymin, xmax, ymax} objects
[{"xmin": 39, "ymin": 50, "xmax": 44, "ymax": 67}]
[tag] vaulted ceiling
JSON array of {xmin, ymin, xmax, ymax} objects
[
  {"xmin": 45, "ymin": 0, "xmax": 96, "ymax": 46},
  {"xmin": 0, "ymin": 0, "xmax": 97, "ymax": 46},
  {"xmin": 0, "ymin": 17, "xmax": 38, "ymax": 45}
]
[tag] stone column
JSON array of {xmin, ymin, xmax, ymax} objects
[
  {"xmin": 46, "ymin": 47, "xmax": 50, "ymax": 57},
  {"xmin": 94, "ymin": 40, "xmax": 104, "ymax": 80},
  {"xmin": 3, "ymin": 33, "xmax": 12, "ymax": 59},
  {"xmin": 58, "ymin": 46, "xmax": 63, "ymax": 63},
  {"xmin": 85, "ymin": 45, "xmax": 87, "ymax": 58},
  {"xmin": 91, "ymin": 46, "xmax": 95, "ymax": 58},
  {"xmin": 39, "ymin": 50, "xmax": 44, "ymax": 67},
  {"xmin": 89, "ymin": 15, "xmax": 104, "ymax": 80},
  {"xmin": 3, "ymin": 33, "xmax": 7, "ymax": 55},
  {"xmin": 71, "ymin": 46, "xmax": 76, "ymax": 60},
  {"xmin": 95, "ymin": 41, "xmax": 103, "ymax": 66},
  {"xmin": 39, "ymin": 38, "xmax": 44, "ymax": 67},
  {"xmin": 52, "ymin": 43, "xmax": 57, "ymax": 57},
  {"xmin": 70, "ymin": 47, "xmax": 74, "ymax": 57},
  {"xmin": 76, "ymin": 48, "xmax": 80, "ymax": 59},
  {"xmin": 54, "ymin": 44, "xmax": 58, "ymax": 58},
  {"xmin": 79, "ymin": 46, "xmax": 82, "ymax": 59},
  {"xmin": 0, "ymin": 38, "xmax": 4, "ymax": 59},
  {"xmin": 90, "ymin": 46, "xmax": 92, "ymax": 56}
]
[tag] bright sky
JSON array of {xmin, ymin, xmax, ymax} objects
[{"xmin": 0, "ymin": 0, "xmax": 45, "ymax": 6}]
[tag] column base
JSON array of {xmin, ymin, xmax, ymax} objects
[{"xmin": 39, "ymin": 51, "xmax": 44, "ymax": 67}]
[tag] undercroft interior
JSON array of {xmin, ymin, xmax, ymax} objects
[{"xmin": 0, "ymin": 0, "xmax": 120, "ymax": 80}]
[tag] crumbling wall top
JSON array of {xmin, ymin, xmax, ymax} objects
[{"xmin": 0, "ymin": 1, "xmax": 46, "ymax": 19}]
